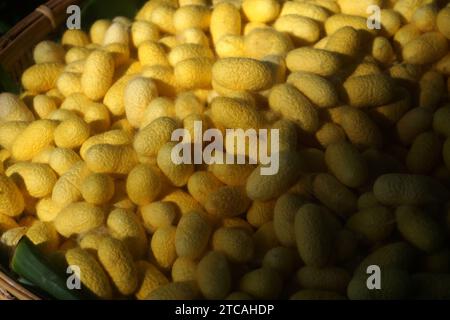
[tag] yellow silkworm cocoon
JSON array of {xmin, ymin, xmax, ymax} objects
[
  {"xmin": 212, "ymin": 227, "xmax": 254, "ymax": 263},
  {"xmin": 134, "ymin": 117, "xmax": 178, "ymax": 157},
  {"xmin": 176, "ymin": 28, "xmax": 210, "ymax": 46},
  {"xmin": 85, "ymin": 144, "xmax": 138, "ymax": 175},
  {"xmin": 11, "ymin": 120, "xmax": 58, "ymax": 161},
  {"xmin": 36, "ymin": 197, "xmax": 63, "ymax": 222},
  {"xmin": 65, "ymin": 247, "xmax": 112, "ymax": 299},
  {"xmin": 196, "ymin": 251, "xmax": 232, "ymax": 299},
  {"xmin": 61, "ymin": 29, "xmax": 90, "ymax": 47},
  {"xmin": 80, "ymin": 129, "xmax": 132, "ymax": 159},
  {"xmin": 26, "ymin": 220, "xmax": 60, "ymax": 252},
  {"xmin": 107, "ymin": 208, "xmax": 147, "ymax": 259},
  {"xmin": 33, "ymin": 40, "xmax": 65, "ymax": 64},
  {"xmin": 140, "ymin": 201, "xmax": 178, "ymax": 233},
  {"xmin": 173, "ymin": 5, "xmax": 211, "ymax": 32},
  {"xmin": 210, "ymin": 2, "xmax": 241, "ymax": 43},
  {"xmin": 151, "ymin": 225, "xmax": 178, "ymax": 269},
  {"xmin": 280, "ymin": 2, "xmax": 330, "ymax": 22},
  {"xmin": 81, "ymin": 50, "xmax": 115, "ymax": 101},
  {"xmin": 131, "ymin": 21, "xmax": 160, "ymax": 48},
  {"xmin": 286, "ymin": 47, "xmax": 342, "ymax": 77},
  {"xmin": 126, "ymin": 164, "xmax": 162, "ymax": 205},
  {"xmin": 157, "ymin": 142, "xmax": 194, "ymax": 187},
  {"xmin": 0, "ymin": 174, "xmax": 25, "ymax": 217},
  {"xmin": 89, "ymin": 19, "xmax": 111, "ymax": 44},
  {"xmin": 274, "ymin": 15, "xmax": 321, "ymax": 45},
  {"xmin": 242, "ymin": 0, "xmax": 280, "ymax": 23},
  {"xmin": 175, "ymin": 211, "xmax": 212, "ymax": 259},
  {"xmin": 239, "ymin": 267, "xmax": 283, "ymax": 299},
  {"xmin": 52, "ymin": 161, "xmax": 91, "ymax": 206},
  {"xmin": 141, "ymin": 65, "xmax": 179, "ymax": 96},
  {"xmin": 124, "ymin": 77, "xmax": 158, "ymax": 128},
  {"xmin": 6, "ymin": 162, "xmax": 57, "ymax": 198},
  {"xmin": 54, "ymin": 117, "xmax": 90, "ymax": 149},
  {"xmin": 80, "ymin": 173, "xmax": 115, "ymax": 205},
  {"xmin": 140, "ymin": 97, "xmax": 175, "ymax": 129},
  {"xmin": 244, "ymin": 28, "xmax": 293, "ymax": 60},
  {"xmin": 215, "ymin": 35, "xmax": 245, "ymax": 58},
  {"xmin": 54, "ymin": 201, "xmax": 106, "ymax": 237},
  {"xmin": 135, "ymin": 261, "xmax": 169, "ymax": 300},
  {"xmin": 168, "ymin": 43, "xmax": 213, "ymax": 67},
  {"xmin": 98, "ymin": 236, "xmax": 138, "ymax": 295},
  {"xmin": 187, "ymin": 171, "xmax": 223, "ymax": 205},
  {"xmin": 171, "ymin": 257, "xmax": 197, "ymax": 282},
  {"xmin": 138, "ymin": 41, "xmax": 169, "ymax": 67},
  {"xmin": 174, "ymin": 57, "xmax": 214, "ymax": 89},
  {"xmin": 268, "ymin": 83, "xmax": 319, "ymax": 133},
  {"xmin": 21, "ymin": 63, "xmax": 64, "ymax": 93},
  {"xmin": 102, "ymin": 21, "xmax": 129, "ymax": 46},
  {"xmin": 0, "ymin": 93, "xmax": 34, "ymax": 122},
  {"xmin": 151, "ymin": 4, "xmax": 177, "ymax": 34},
  {"xmin": 33, "ymin": 95, "xmax": 58, "ymax": 119}
]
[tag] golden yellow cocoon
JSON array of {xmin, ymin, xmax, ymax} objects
[
  {"xmin": 85, "ymin": 144, "xmax": 138, "ymax": 175},
  {"xmin": 135, "ymin": 261, "xmax": 169, "ymax": 300},
  {"xmin": 212, "ymin": 58, "xmax": 274, "ymax": 92},
  {"xmin": 65, "ymin": 247, "xmax": 113, "ymax": 299},
  {"xmin": 35, "ymin": 197, "xmax": 63, "ymax": 222},
  {"xmin": 6, "ymin": 162, "xmax": 57, "ymax": 198},
  {"xmin": 168, "ymin": 43, "xmax": 213, "ymax": 66},
  {"xmin": 173, "ymin": 5, "xmax": 211, "ymax": 32},
  {"xmin": 175, "ymin": 211, "xmax": 212, "ymax": 259},
  {"xmin": 54, "ymin": 117, "xmax": 91, "ymax": 149},
  {"xmin": 196, "ymin": 251, "xmax": 232, "ymax": 299},
  {"xmin": 124, "ymin": 77, "xmax": 159, "ymax": 128},
  {"xmin": 134, "ymin": 117, "xmax": 178, "ymax": 157},
  {"xmin": 286, "ymin": 47, "xmax": 342, "ymax": 77},
  {"xmin": 51, "ymin": 161, "xmax": 91, "ymax": 206},
  {"xmin": 21, "ymin": 63, "xmax": 64, "ymax": 93},
  {"xmin": 107, "ymin": 208, "xmax": 147, "ymax": 259},
  {"xmin": 33, "ymin": 94, "xmax": 58, "ymax": 118},
  {"xmin": 268, "ymin": 83, "xmax": 319, "ymax": 133},
  {"xmin": 140, "ymin": 201, "xmax": 178, "ymax": 233},
  {"xmin": 54, "ymin": 201, "xmax": 105, "ymax": 237},
  {"xmin": 151, "ymin": 225, "xmax": 178, "ymax": 269},
  {"xmin": 210, "ymin": 2, "xmax": 241, "ymax": 43},
  {"xmin": 33, "ymin": 40, "xmax": 65, "ymax": 64},
  {"xmin": 138, "ymin": 41, "xmax": 169, "ymax": 67},
  {"xmin": 274, "ymin": 15, "xmax": 320, "ymax": 45},
  {"xmin": 157, "ymin": 142, "xmax": 194, "ymax": 187},
  {"xmin": 0, "ymin": 174, "xmax": 25, "ymax": 217},
  {"xmin": 131, "ymin": 20, "xmax": 160, "ymax": 48},
  {"xmin": 212, "ymin": 227, "xmax": 254, "ymax": 263},
  {"xmin": 0, "ymin": 93, "xmax": 34, "ymax": 122},
  {"xmin": 126, "ymin": 164, "xmax": 162, "ymax": 205},
  {"xmin": 62, "ymin": 29, "xmax": 90, "ymax": 47},
  {"xmin": 239, "ymin": 267, "xmax": 283, "ymax": 299},
  {"xmin": 174, "ymin": 57, "xmax": 214, "ymax": 89},
  {"xmin": 242, "ymin": 0, "xmax": 280, "ymax": 23},
  {"xmin": 81, "ymin": 50, "xmax": 115, "ymax": 101},
  {"xmin": 80, "ymin": 173, "xmax": 115, "ymax": 205},
  {"xmin": 98, "ymin": 236, "xmax": 138, "ymax": 296}
]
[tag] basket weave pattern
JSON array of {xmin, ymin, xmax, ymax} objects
[{"xmin": 0, "ymin": 0, "xmax": 81, "ymax": 300}]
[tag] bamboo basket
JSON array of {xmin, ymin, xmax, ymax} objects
[{"xmin": 0, "ymin": 0, "xmax": 81, "ymax": 300}]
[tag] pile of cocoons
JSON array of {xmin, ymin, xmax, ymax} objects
[{"xmin": 1, "ymin": 0, "xmax": 450, "ymax": 300}]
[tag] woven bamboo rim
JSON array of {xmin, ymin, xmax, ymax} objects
[
  {"xmin": 0, "ymin": 0, "xmax": 81, "ymax": 82},
  {"xmin": 0, "ymin": 0, "xmax": 81, "ymax": 300}
]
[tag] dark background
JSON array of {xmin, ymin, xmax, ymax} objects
[{"xmin": 0, "ymin": 0, "xmax": 148, "ymax": 35}]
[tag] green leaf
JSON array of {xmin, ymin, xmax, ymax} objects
[{"xmin": 11, "ymin": 237, "xmax": 95, "ymax": 300}]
